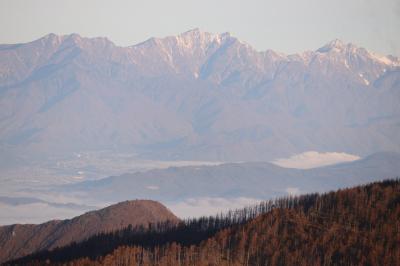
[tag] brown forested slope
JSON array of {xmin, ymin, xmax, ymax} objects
[
  {"xmin": 0, "ymin": 200, "xmax": 179, "ymax": 263},
  {"xmin": 8, "ymin": 180, "xmax": 400, "ymax": 266}
]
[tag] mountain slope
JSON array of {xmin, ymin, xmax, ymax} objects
[
  {"xmin": 0, "ymin": 30, "xmax": 399, "ymax": 163},
  {"xmin": 0, "ymin": 200, "xmax": 179, "ymax": 263},
  {"xmin": 9, "ymin": 179, "xmax": 400, "ymax": 266}
]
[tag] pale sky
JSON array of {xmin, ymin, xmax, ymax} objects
[{"xmin": 0, "ymin": 0, "xmax": 399, "ymax": 56}]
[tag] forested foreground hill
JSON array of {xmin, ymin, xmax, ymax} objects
[
  {"xmin": 0, "ymin": 200, "xmax": 179, "ymax": 263},
  {"xmin": 7, "ymin": 179, "xmax": 400, "ymax": 266}
]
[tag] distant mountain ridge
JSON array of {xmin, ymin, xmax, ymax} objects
[
  {"xmin": 60, "ymin": 152, "xmax": 400, "ymax": 205},
  {"xmin": 0, "ymin": 29, "xmax": 399, "ymax": 162},
  {"xmin": 0, "ymin": 200, "xmax": 179, "ymax": 263}
]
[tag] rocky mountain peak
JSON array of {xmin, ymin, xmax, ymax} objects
[
  {"xmin": 318, "ymin": 39, "xmax": 347, "ymax": 52},
  {"xmin": 316, "ymin": 38, "xmax": 399, "ymax": 66}
]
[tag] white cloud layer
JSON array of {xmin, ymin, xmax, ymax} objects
[
  {"xmin": 272, "ymin": 151, "xmax": 360, "ymax": 169},
  {"xmin": 0, "ymin": 203, "xmax": 85, "ymax": 225},
  {"xmin": 167, "ymin": 197, "xmax": 263, "ymax": 219}
]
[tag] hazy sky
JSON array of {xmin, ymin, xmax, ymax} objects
[{"xmin": 1, "ymin": 0, "xmax": 399, "ymax": 55}]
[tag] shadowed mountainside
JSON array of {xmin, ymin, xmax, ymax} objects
[{"xmin": 0, "ymin": 200, "xmax": 179, "ymax": 263}]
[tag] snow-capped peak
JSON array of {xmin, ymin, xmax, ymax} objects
[
  {"xmin": 133, "ymin": 29, "xmax": 233, "ymax": 52},
  {"xmin": 327, "ymin": 39, "xmax": 346, "ymax": 49},
  {"xmin": 316, "ymin": 39, "xmax": 399, "ymax": 67},
  {"xmin": 369, "ymin": 52, "xmax": 400, "ymax": 66},
  {"xmin": 176, "ymin": 28, "xmax": 233, "ymax": 50},
  {"xmin": 317, "ymin": 39, "xmax": 352, "ymax": 53}
]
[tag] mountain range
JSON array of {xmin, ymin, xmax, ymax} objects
[{"xmin": 1, "ymin": 29, "xmax": 399, "ymax": 164}]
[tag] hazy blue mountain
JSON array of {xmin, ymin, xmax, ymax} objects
[
  {"xmin": 0, "ymin": 196, "xmax": 93, "ymax": 210},
  {"xmin": 0, "ymin": 29, "xmax": 399, "ymax": 162},
  {"xmin": 60, "ymin": 152, "xmax": 400, "ymax": 203}
]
